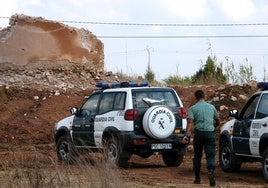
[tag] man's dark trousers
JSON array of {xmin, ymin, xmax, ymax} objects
[{"xmin": 193, "ymin": 130, "xmax": 216, "ymax": 174}]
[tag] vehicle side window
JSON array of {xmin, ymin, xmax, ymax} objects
[
  {"xmin": 256, "ymin": 94, "xmax": 268, "ymax": 119},
  {"xmin": 241, "ymin": 95, "xmax": 260, "ymax": 119},
  {"xmin": 81, "ymin": 93, "xmax": 100, "ymax": 116},
  {"xmin": 114, "ymin": 92, "xmax": 126, "ymax": 110},
  {"xmin": 98, "ymin": 93, "xmax": 115, "ymax": 114}
]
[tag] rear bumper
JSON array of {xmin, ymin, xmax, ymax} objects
[{"xmin": 118, "ymin": 131, "xmax": 187, "ymax": 155}]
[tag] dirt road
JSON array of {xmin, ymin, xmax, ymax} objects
[{"xmin": 0, "ymin": 145, "xmax": 266, "ymax": 187}]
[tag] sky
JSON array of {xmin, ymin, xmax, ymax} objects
[{"xmin": 0, "ymin": 0, "xmax": 268, "ymax": 83}]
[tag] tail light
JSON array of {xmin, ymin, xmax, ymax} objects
[
  {"xmin": 124, "ymin": 109, "xmax": 138, "ymax": 120},
  {"xmin": 133, "ymin": 138, "xmax": 146, "ymax": 145},
  {"xmin": 178, "ymin": 107, "xmax": 187, "ymax": 118}
]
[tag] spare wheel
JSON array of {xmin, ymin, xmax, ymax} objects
[{"xmin": 143, "ymin": 105, "xmax": 176, "ymax": 139}]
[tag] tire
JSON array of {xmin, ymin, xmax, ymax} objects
[
  {"xmin": 219, "ymin": 140, "xmax": 241, "ymax": 172},
  {"xmin": 105, "ymin": 136, "xmax": 130, "ymax": 168},
  {"xmin": 56, "ymin": 135, "xmax": 77, "ymax": 164},
  {"xmin": 162, "ymin": 151, "xmax": 183, "ymax": 167},
  {"xmin": 262, "ymin": 147, "xmax": 268, "ymax": 182},
  {"xmin": 143, "ymin": 105, "xmax": 176, "ymax": 140}
]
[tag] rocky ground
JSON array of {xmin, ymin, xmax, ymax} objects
[{"xmin": 0, "ymin": 62, "xmax": 267, "ymax": 187}]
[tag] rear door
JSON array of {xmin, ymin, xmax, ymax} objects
[
  {"xmin": 94, "ymin": 91, "xmax": 127, "ymax": 147},
  {"xmin": 251, "ymin": 93, "xmax": 268, "ymax": 156}
]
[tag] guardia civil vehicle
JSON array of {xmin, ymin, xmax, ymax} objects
[
  {"xmin": 54, "ymin": 81, "xmax": 187, "ymax": 168},
  {"xmin": 219, "ymin": 82, "xmax": 268, "ymax": 182}
]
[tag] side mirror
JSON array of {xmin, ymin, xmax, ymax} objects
[
  {"xmin": 70, "ymin": 107, "xmax": 78, "ymax": 115},
  {"xmin": 229, "ymin": 109, "xmax": 238, "ymax": 119}
]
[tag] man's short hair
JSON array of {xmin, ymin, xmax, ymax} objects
[{"xmin": 195, "ymin": 90, "xmax": 204, "ymax": 100}]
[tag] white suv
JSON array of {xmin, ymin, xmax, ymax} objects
[
  {"xmin": 54, "ymin": 82, "xmax": 187, "ymax": 167},
  {"xmin": 219, "ymin": 82, "xmax": 268, "ymax": 182}
]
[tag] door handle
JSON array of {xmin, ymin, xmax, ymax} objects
[
  {"xmin": 263, "ymin": 123, "xmax": 267, "ymax": 127},
  {"xmin": 238, "ymin": 138, "xmax": 243, "ymax": 142}
]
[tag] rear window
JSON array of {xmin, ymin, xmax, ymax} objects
[{"xmin": 132, "ymin": 90, "xmax": 179, "ymax": 108}]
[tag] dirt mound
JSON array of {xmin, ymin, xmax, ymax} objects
[{"xmin": 0, "ymin": 14, "xmax": 104, "ymax": 68}]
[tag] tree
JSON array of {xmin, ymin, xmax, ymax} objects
[
  {"xmin": 191, "ymin": 56, "xmax": 227, "ymax": 84},
  {"xmin": 144, "ymin": 64, "xmax": 155, "ymax": 83}
]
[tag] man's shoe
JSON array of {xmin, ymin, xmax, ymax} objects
[
  {"xmin": 207, "ymin": 172, "xmax": 215, "ymax": 186},
  {"xmin": 193, "ymin": 178, "xmax": 200, "ymax": 184},
  {"xmin": 194, "ymin": 171, "xmax": 200, "ymax": 184}
]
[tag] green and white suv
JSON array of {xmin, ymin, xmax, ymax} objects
[
  {"xmin": 219, "ymin": 82, "xmax": 268, "ymax": 182},
  {"xmin": 54, "ymin": 82, "xmax": 187, "ymax": 168}
]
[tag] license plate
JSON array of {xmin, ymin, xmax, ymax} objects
[{"xmin": 151, "ymin": 143, "xmax": 172, "ymax": 150}]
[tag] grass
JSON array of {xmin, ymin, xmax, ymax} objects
[{"xmin": 0, "ymin": 148, "xmax": 125, "ymax": 188}]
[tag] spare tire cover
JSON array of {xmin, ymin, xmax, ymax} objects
[{"xmin": 143, "ymin": 105, "xmax": 176, "ymax": 139}]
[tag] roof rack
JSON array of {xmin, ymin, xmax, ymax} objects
[
  {"xmin": 96, "ymin": 81, "xmax": 149, "ymax": 89},
  {"xmin": 257, "ymin": 82, "xmax": 268, "ymax": 91}
]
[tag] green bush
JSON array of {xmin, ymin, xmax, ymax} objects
[
  {"xmin": 224, "ymin": 57, "xmax": 256, "ymax": 84},
  {"xmin": 164, "ymin": 56, "xmax": 227, "ymax": 85},
  {"xmin": 144, "ymin": 65, "xmax": 155, "ymax": 83},
  {"xmin": 191, "ymin": 56, "xmax": 227, "ymax": 85}
]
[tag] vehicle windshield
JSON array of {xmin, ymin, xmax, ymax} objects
[{"xmin": 132, "ymin": 90, "xmax": 179, "ymax": 108}]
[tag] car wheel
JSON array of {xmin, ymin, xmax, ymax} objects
[
  {"xmin": 262, "ymin": 147, "xmax": 268, "ymax": 182},
  {"xmin": 56, "ymin": 135, "xmax": 76, "ymax": 164},
  {"xmin": 162, "ymin": 151, "xmax": 183, "ymax": 167},
  {"xmin": 219, "ymin": 140, "xmax": 241, "ymax": 172},
  {"xmin": 105, "ymin": 136, "xmax": 130, "ymax": 168},
  {"xmin": 143, "ymin": 105, "xmax": 176, "ymax": 140}
]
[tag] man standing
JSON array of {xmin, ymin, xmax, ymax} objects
[{"xmin": 182, "ymin": 90, "xmax": 220, "ymax": 186}]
